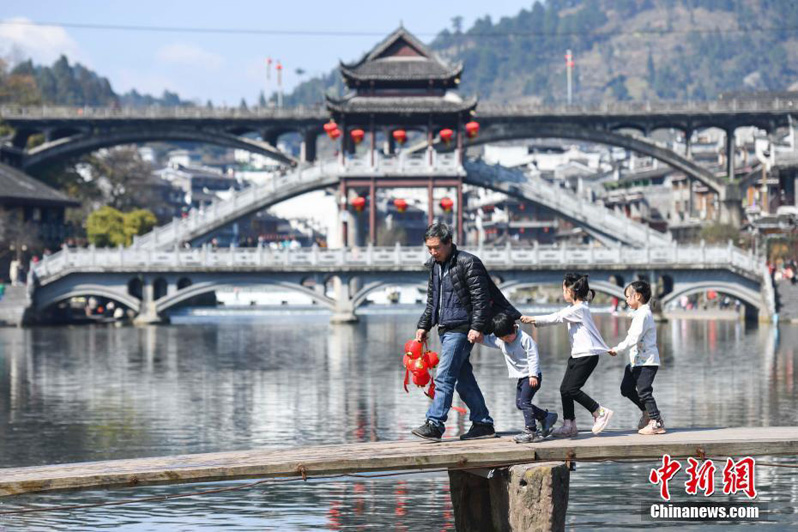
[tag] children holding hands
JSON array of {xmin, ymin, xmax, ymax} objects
[
  {"xmin": 520, "ymin": 273, "xmax": 614, "ymax": 438},
  {"xmin": 480, "ymin": 313, "xmax": 558, "ymax": 443},
  {"xmin": 608, "ymin": 280, "xmax": 665, "ymax": 435}
]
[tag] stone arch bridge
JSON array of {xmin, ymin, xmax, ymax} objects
[{"xmin": 29, "ymin": 242, "xmax": 772, "ymax": 325}]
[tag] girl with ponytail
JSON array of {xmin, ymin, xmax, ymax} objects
[{"xmin": 520, "ymin": 273, "xmax": 614, "ymax": 438}]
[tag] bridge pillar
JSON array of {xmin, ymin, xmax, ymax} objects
[
  {"xmin": 300, "ymin": 130, "xmax": 317, "ymax": 163},
  {"xmin": 449, "ymin": 461, "xmax": 569, "ymax": 532},
  {"xmin": 330, "ymin": 277, "xmax": 358, "ymax": 323},
  {"xmin": 719, "ymin": 198, "xmax": 742, "ymax": 228},
  {"xmin": 133, "ymin": 281, "xmax": 165, "ymax": 325},
  {"xmin": 725, "ymin": 128, "xmax": 736, "ymax": 180}
]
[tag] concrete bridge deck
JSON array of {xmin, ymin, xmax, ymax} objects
[{"xmin": 0, "ymin": 427, "xmax": 796, "ymax": 497}]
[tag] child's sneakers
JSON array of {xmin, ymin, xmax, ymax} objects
[
  {"xmin": 551, "ymin": 420, "xmax": 578, "ymax": 438},
  {"xmin": 638, "ymin": 418, "xmax": 666, "ymax": 435},
  {"xmin": 513, "ymin": 428, "xmax": 544, "ymax": 444},
  {"xmin": 637, "ymin": 411, "xmax": 651, "ymax": 430},
  {"xmin": 591, "ymin": 406, "xmax": 614, "ymax": 434},
  {"xmin": 541, "ymin": 411, "xmax": 559, "ymax": 438}
]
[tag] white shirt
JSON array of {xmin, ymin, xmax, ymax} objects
[
  {"xmin": 482, "ymin": 329, "xmax": 540, "ymax": 378},
  {"xmin": 611, "ymin": 303, "xmax": 660, "ymax": 367},
  {"xmin": 533, "ymin": 302, "xmax": 609, "ymax": 358}
]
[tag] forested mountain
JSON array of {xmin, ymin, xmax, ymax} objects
[
  {"xmin": 0, "ymin": 55, "xmax": 193, "ymax": 107},
  {"xmin": 287, "ymin": 0, "xmax": 798, "ymax": 105}
]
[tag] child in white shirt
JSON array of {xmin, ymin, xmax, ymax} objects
[
  {"xmin": 521, "ymin": 273, "xmax": 614, "ymax": 438},
  {"xmin": 481, "ymin": 314, "xmax": 558, "ymax": 443},
  {"xmin": 609, "ymin": 280, "xmax": 665, "ymax": 435}
]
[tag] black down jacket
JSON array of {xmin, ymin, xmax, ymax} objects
[{"xmin": 417, "ymin": 245, "xmax": 521, "ymax": 334}]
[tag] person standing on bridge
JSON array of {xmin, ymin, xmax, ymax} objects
[
  {"xmin": 412, "ymin": 223, "xmax": 521, "ymax": 442},
  {"xmin": 608, "ymin": 281, "xmax": 665, "ymax": 435},
  {"xmin": 521, "ymin": 274, "xmax": 614, "ymax": 438}
]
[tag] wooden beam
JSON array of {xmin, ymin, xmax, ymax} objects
[{"xmin": 1, "ymin": 427, "xmax": 797, "ymax": 497}]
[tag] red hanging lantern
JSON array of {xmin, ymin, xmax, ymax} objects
[
  {"xmin": 403, "ymin": 354, "xmax": 414, "ymax": 370},
  {"xmin": 394, "ymin": 198, "xmax": 408, "ymax": 213},
  {"xmin": 392, "ymin": 129, "xmax": 407, "ymax": 145},
  {"xmin": 439, "ymin": 128, "xmax": 454, "ymax": 145},
  {"xmin": 323, "ymin": 121, "xmax": 338, "ymax": 135},
  {"xmin": 413, "ymin": 357, "xmax": 428, "ymax": 373},
  {"xmin": 351, "ymin": 196, "xmax": 366, "ymax": 212},
  {"xmin": 465, "ymin": 121, "xmax": 480, "ymax": 139},
  {"xmin": 350, "ymin": 128, "xmax": 365, "ymax": 145},
  {"xmin": 440, "ymin": 197, "xmax": 454, "ymax": 213},
  {"xmin": 328, "ymin": 127, "xmax": 341, "ymax": 140}
]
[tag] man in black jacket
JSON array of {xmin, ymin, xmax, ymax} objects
[{"xmin": 412, "ymin": 223, "xmax": 521, "ymax": 441}]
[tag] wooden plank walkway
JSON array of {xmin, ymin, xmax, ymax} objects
[{"xmin": 1, "ymin": 427, "xmax": 797, "ymax": 497}]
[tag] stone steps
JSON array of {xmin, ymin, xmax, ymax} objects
[
  {"xmin": 775, "ymin": 280, "xmax": 798, "ymax": 321},
  {"xmin": 0, "ymin": 285, "xmax": 30, "ymax": 326}
]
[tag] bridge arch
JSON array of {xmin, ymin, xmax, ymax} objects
[
  {"xmin": 659, "ymin": 281, "xmax": 765, "ymax": 314},
  {"xmin": 35, "ymin": 284, "xmax": 142, "ymax": 313},
  {"xmin": 471, "ymin": 123, "xmax": 726, "ymax": 195},
  {"xmin": 23, "ymin": 127, "xmax": 296, "ymax": 171},
  {"xmin": 350, "ymin": 276, "xmax": 426, "ymax": 309},
  {"xmin": 154, "ymin": 280, "xmax": 335, "ymax": 314},
  {"xmin": 498, "ymin": 279, "xmax": 626, "ymax": 301}
]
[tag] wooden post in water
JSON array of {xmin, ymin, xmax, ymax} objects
[{"xmin": 449, "ymin": 461, "xmax": 569, "ymax": 532}]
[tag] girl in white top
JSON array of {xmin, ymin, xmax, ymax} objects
[
  {"xmin": 608, "ymin": 280, "xmax": 665, "ymax": 435},
  {"xmin": 521, "ymin": 273, "xmax": 613, "ymax": 438}
]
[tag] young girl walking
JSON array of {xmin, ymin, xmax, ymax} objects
[
  {"xmin": 608, "ymin": 280, "xmax": 665, "ymax": 435},
  {"xmin": 521, "ymin": 273, "xmax": 613, "ymax": 437}
]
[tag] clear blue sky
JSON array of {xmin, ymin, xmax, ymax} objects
[{"xmin": 0, "ymin": 1, "xmax": 527, "ymax": 105}]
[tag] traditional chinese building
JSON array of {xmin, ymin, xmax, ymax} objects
[{"xmin": 325, "ymin": 26, "xmax": 479, "ymax": 245}]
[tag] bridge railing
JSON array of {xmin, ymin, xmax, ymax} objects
[
  {"xmin": 33, "ymin": 242, "xmax": 764, "ymax": 283},
  {"xmin": 3, "ymin": 98, "xmax": 796, "ymax": 120}
]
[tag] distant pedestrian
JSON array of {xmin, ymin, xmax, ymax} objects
[
  {"xmin": 608, "ymin": 281, "xmax": 666, "ymax": 435},
  {"xmin": 9, "ymin": 259, "xmax": 19, "ymax": 286}
]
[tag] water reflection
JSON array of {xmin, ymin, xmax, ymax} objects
[{"xmin": 0, "ymin": 314, "xmax": 796, "ymax": 529}]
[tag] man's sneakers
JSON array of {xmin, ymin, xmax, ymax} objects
[
  {"xmin": 591, "ymin": 406, "xmax": 614, "ymax": 434},
  {"xmin": 514, "ymin": 428, "xmax": 544, "ymax": 444},
  {"xmin": 551, "ymin": 419, "xmax": 578, "ymax": 438},
  {"xmin": 540, "ymin": 411, "xmax": 559, "ymax": 438},
  {"xmin": 638, "ymin": 418, "xmax": 666, "ymax": 435},
  {"xmin": 412, "ymin": 420, "xmax": 444, "ymax": 441},
  {"xmin": 638, "ymin": 411, "xmax": 651, "ymax": 430},
  {"xmin": 460, "ymin": 422, "xmax": 496, "ymax": 440}
]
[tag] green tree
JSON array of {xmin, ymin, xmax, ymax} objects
[
  {"xmin": 699, "ymin": 223, "xmax": 739, "ymax": 245},
  {"xmin": 86, "ymin": 206, "xmax": 125, "ymax": 247},
  {"xmin": 123, "ymin": 209, "xmax": 157, "ymax": 246}
]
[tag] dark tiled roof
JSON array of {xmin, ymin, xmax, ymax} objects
[
  {"xmin": 327, "ymin": 95, "xmax": 477, "ymax": 115},
  {"xmin": 0, "ymin": 163, "xmax": 80, "ymax": 207},
  {"xmin": 341, "ymin": 60, "xmax": 462, "ymax": 82},
  {"xmin": 341, "ymin": 27, "xmax": 462, "ymax": 82}
]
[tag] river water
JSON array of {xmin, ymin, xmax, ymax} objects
[{"xmin": 0, "ymin": 309, "xmax": 796, "ymax": 530}]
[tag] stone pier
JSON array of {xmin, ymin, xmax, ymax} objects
[{"xmin": 449, "ymin": 462, "xmax": 570, "ymax": 532}]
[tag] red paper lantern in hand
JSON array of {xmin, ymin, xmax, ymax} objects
[
  {"xmin": 440, "ymin": 197, "xmax": 454, "ymax": 213},
  {"xmin": 392, "ymin": 129, "xmax": 407, "ymax": 145},
  {"xmin": 394, "ymin": 198, "xmax": 408, "ymax": 213},
  {"xmin": 351, "ymin": 128, "xmax": 365, "ymax": 145},
  {"xmin": 351, "ymin": 196, "xmax": 366, "ymax": 212},
  {"xmin": 404, "ymin": 339, "xmax": 423, "ymax": 359},
  {"xmin": 412, "ymin": 370, "xmax": 431, "ymax": 387},
  {"xmin": 439, "ymin": 128, "xmax": 454, "ymax": 146},
  {"xmin": 465, "ymin": 121, "xmax": 480, "ymax": 139},
  {"xmin": 423, "ymin": 351, "xmax": 439, "ymax": 369}
]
